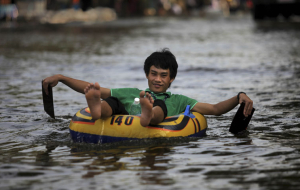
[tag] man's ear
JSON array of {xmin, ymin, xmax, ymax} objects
[{"xmin": 170, "ymin": 78, "xmax": 175, "ymax": 83}]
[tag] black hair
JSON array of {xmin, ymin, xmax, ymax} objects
[{"xmin": 144, "ymin": 48, "xmax": 178, "ymax": 80}]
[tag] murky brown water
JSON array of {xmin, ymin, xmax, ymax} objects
[{"xmin": 1, "ymin": 15, "xmax": 300, "ymax": 190}]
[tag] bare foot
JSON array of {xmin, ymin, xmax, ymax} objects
[
  {"xmin": 139, "ymin": 91, "xmax": 154, "ymax": 127},
  {"xmin": 85, "ymin": 82, "xmax": 102, "ymax": 120}
]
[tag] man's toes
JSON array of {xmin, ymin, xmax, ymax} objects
[
  {"xmin": 140, "ymin": 91, "xmax": 146, "ymax": 98},
  {"xmin": 94, "ymin": 82, "xmax": 100, "ymax": 90}
]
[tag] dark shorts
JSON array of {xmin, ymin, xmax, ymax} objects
[
  {"xmin": 153, "ymin": 99, "xmax": 168, "ymax": 119},
  {"xmin": 103, "ymin": 96, "xmax": 168, "ymax": 119},
  {"xmin": 103, "ymin": 96, "xmax": 129, "ymax": 115}
]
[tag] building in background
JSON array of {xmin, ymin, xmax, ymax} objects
[{"xmin": 1, "ymin": 0, "xmax": 259, "ymax": 23}]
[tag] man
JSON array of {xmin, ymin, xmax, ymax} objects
[{"xmin": 43, "ymin": 48, "xmax": 253, "ymax": 127}]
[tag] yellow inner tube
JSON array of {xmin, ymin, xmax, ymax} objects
[{"xmin": 69, "ymin": 107, "xmax": 207, "ymax": 144}]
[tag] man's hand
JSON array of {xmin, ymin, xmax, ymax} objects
[
  {"xmin": 238, "ymin": 93, "xmax": 253, "ymax": 117},
  {"xmin": 42, "ymin": 75, "xmax": 60, "ymax": 95}
]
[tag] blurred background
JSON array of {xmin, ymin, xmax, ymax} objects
[
  {"xmin": 1, "ymin": 0, "xmax": 299, "ymax": 23},
  {"xmin": 1, "ymin": 1, "xmax": 300, "ymax": 190}
]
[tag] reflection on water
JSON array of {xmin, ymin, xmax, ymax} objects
[{"xmin": 1, "ymin": 15, "xmax": 300, "ymax": 189}]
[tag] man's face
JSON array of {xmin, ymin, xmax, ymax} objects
[{"xmin": 146, "ymin": 65, "xmax": 174, "ymax": 93}]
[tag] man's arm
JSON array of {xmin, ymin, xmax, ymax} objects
[
  {"xmin": 42, "ymin": 74, "xmax": 111, "ymax": 99},
  {"xmin": 191, "ymin": 93, "xmax": 253, "ymax": 117}
]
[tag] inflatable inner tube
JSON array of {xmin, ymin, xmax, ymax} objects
[{"xmin": 69, "ymin": 107, "xmax": 207, "ymax": 144}]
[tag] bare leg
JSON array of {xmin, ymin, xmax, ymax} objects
[
  {"xmin": 84, "ymin": 82, "xmax": 102, "ymax": 120},
  {"xmin": 140, "ymin": 91, "xmax": 166, "ymax": 127},
  {"xmin": 139, "ymin": 91, "xmax": 154, "ymax": 127}
]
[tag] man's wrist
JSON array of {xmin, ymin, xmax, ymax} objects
[
  {"xmin": 237, "ymin": 92, "xmax": 246, "ymax": 102},
  {"xmin": 56, "ymin": 74, "xmax": 64, "ymax": 82}
]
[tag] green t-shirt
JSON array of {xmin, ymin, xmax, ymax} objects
[{"xmin": 110, "ymin": 88, "xmax": 198, "ymax": 116}]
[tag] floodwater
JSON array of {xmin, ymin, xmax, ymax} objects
[{"xmin": 1, "ymin": 14, "xmax": 300, "ymax": 190}]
